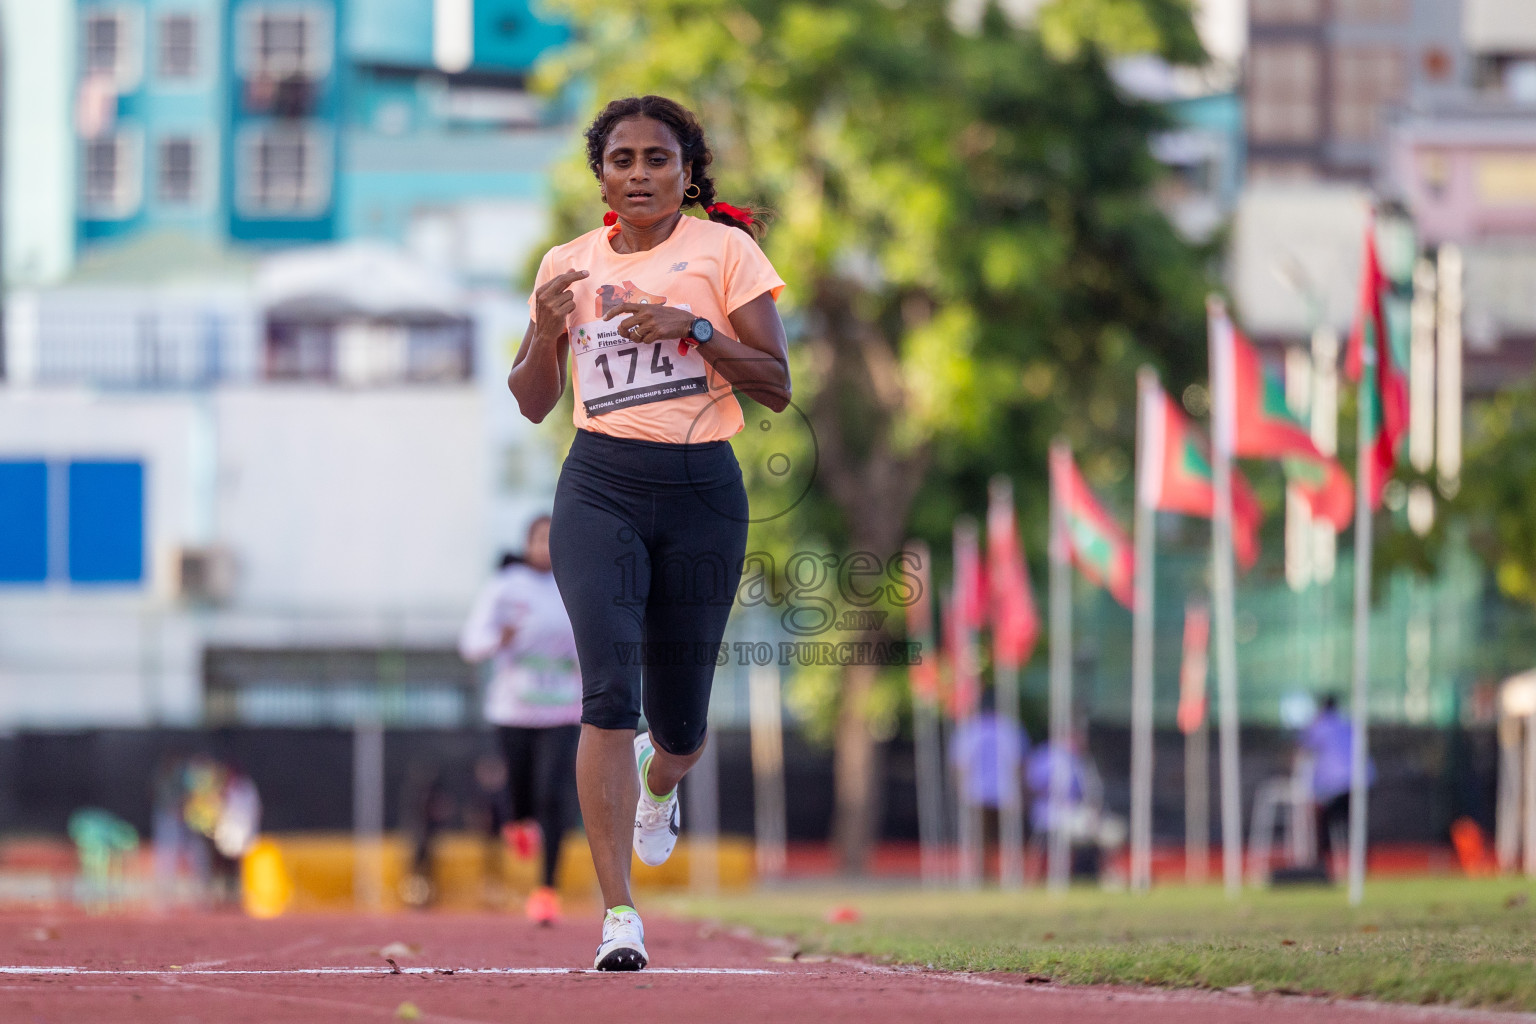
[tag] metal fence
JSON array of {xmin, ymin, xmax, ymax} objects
[
  {"xmin": 11, "ymin": 300, "xmax": 475, "ymax": 389},
  {"xmin": 27, "ymin": 308, "xmax": 260, "ymax": 388}
]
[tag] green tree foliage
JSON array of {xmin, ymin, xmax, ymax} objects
[
  {"xmin": 1458, "ymin": 380, "xmax": 1536, "ymax": 605},
  {"xmin": 534, "ymin": 0, "xmax": 1213, "ymax": 869}
]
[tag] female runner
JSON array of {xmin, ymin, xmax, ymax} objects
[
  {"xmin": 508, "ymin": 94, "xmax": 791, "ymax": 970},
  {"xmin": 458, "ymin": 515, "xmax": 581, "ymax": 925}
]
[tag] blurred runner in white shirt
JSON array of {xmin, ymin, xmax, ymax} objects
[{"xmin": 460, "ymin": 515, "xmax": 580, "ymax": 925}]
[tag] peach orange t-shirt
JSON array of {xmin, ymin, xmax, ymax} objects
[{"xmin": 528, "ymin": 215, "xmax": 786, "ymax": 444}]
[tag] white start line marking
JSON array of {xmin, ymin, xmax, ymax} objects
[{"xmin": 0, "ymin": 966, "xmax": 774, "ymax": 977}]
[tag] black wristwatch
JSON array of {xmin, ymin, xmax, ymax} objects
[{"xmin": 687, "ymin": 317, "xmax": 715, "ymax": 345}]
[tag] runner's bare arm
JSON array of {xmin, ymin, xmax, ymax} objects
[
  {"xmin": 507, "ymin": 323, "xmax": 567, "ymax": 423},
  {"xmin": 604, "ymin": 291, "xmax": 792, "ymax": 412},
  {"xmin": 508, "ymin": 269, "xmax": 587, "ymax": 423}
]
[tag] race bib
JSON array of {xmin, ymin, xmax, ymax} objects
[
  {"xmin": 519, "ymin": 663, "xmax": 581, "ymax": 706},
  {"xmin": 570, "ymin": 307, "xmax": 708, "ymax": 417}
]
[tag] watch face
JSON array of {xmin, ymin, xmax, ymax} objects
[{"xmin": 692, "ymin": 318, "xmax": 714, "ymax": 344}]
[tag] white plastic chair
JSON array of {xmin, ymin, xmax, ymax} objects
[{"xmin": 1247, "ymin": 753, "xmax": 1316, "ymax": 884}]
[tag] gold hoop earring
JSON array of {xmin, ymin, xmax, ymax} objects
[{"xmin": 684, "ymin": 183, "xmax": 701, "ymax": 200}]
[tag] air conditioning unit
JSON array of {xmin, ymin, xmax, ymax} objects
[{"xmin": 175, "ymin": 546, "xmax": 237, "ymax": 605}]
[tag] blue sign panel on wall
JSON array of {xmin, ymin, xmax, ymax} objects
[
  {"xmin": 68, "ymin": 461, "xmax": 145, "ymax": 584},
  {"xmin": 0, "ymin": 461, "xmax": 49, "ymax": 583}
]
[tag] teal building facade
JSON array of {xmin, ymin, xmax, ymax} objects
[{"xmin": 74, "ymin": 0, "xmax": 570, "ymax": 252}]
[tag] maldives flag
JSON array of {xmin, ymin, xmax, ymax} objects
[
  {"xmin": 1226, "ymin": 321, "xmax": 1318, "ymax": 459},
  {"xmin": 1343, "ymin": 219, "xmax": 1408, "ymax": 509},
  {"xmin": 1048, "ymin": 446, "xmax": 1134, "ymax": 608},
  {"xmin": 1213, "ymin": 309, "xmax": 1354, "ymax": 531},
  {"xmin": 1140, "ymin": 383, "xmax": 1263, "ymax": 569},
  {"xmin": 986, "ymin": 479, "xmax": 1040, "ymax": 670}
]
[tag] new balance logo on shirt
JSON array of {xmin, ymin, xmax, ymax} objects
[{"xmin": 668, "ymin": 262, "xmax": 688, "ymax": 273}]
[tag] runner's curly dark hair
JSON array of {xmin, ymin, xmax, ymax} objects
[{"xmin": 585, "ymin": 95, "xmax": 764, "ymax": 241}]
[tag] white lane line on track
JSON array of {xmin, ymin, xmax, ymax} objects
[{"xmin": 0, "ymin": 966, "xmax": 774, "ymax": 976}]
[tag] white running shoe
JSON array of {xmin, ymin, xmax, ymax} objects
[
  {"xmin": 593, "ymin": 906, "xmax": 648, "ymax": 971},
  {"xmin": 633, "ymin": 733, "xmax": 681, "ymax": 867}
]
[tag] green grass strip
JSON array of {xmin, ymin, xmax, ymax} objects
[{"xmin": 668, "ymin": 877, "xmax": 1536, "ymax": 1011}]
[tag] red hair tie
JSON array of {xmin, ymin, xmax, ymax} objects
[
  {"xmin": 602, "ymin": 211, "xmax": 618, "ymax": 226},
  {"xmin": 706, "ymin": 202, "xmax": 754, "ymax": 225}
]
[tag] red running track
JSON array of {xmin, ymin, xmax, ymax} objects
[{"xmin": 0, "ymin": 909, "xmax": 1523, "ymax": 1024}]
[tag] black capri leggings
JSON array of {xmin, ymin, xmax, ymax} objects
[
  {"xmin": 498, "ymin": 724, "xmax": 579, "ymax": 888},
  {"xmin": 549, "ymin": 428, "xmax": 749, "ymax": 756}
]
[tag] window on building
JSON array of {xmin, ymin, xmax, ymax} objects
[
  {"xmin": 240, "ymin": 127, "xmax": 328, "ymax": 214},
  {"xmin": 405, "ymin": 324, "xmax": 475, "ymax": 382},
  {"xmin": 158, "ymin": 137, "xmax": 198, "ymax": 204},
  {"xmin": 265, "ymin": 321, "xmax": 335, "ymax": 380},
  {"xmin": 83, "ymin": 133, "xmax": 141, "ymax": 217},
  {"xmin": 1248, "ymin": 43, "xmax": 1321, "ymax": 144},
  {"xmin": 1331, "ymin": 48, "xmax": 1404, "ymax": 143},
  {"xmin": 1333, "ymin": 0, "xmax": 1408, "ymax": 22},
  {"xmin": 263, "ymin": 319, "xmax": 474, "ymax": 383},
  {"xmin": 83, "ymin": 9, "xmax": 140, "ymax": 89},
  {"xmin": 157, "ymin": 13, "xmax": 198, "ymax": 78},
  {"xmin": 1249, "ymin": 0, "xmax": 1322, "ymax": 25},
  {"xmin": 84, "ymin": 12, "xmax": 122, "ymax": 75},
  {"xmin": 241, "ymin": 8, "xmax": 330, "ymax": 80},
  {"xmin": 84, "ymin": 139, "xmax": 118, "ymax": 207}
]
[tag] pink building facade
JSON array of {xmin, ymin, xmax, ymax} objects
[{"xmin": 1389, "ymin": 112, "xmax": 1536, "ymax": 244}]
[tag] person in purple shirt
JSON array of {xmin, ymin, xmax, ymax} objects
[
  {"xmin": 949, "ymin": 690, "xmax": 1030, "ymax": 847},
  {"xmin": 1300, "ymin": 694, "xmax": 1375, "ymax": 875},
  {"xmin": 1025, "ymin": 738, "xmax": 1088, "ymax": 836}
]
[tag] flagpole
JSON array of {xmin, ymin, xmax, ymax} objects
[
  {"xmin": 1047, "ymin": 439, "xmax": 1073, "ymax": 892},
  {"xmin": 1208, "ymin": 296, "xmax": 1244, "ymax": 898},
  {"xmin": 1178, "ymin": 598, "xmax": 1211, "ymax": 884},
  {"xmin": 941, "ymin": 587, "xmax": 976, "ymax": 886},
  {"xmin": 1130, "ymin": 368, "xmax": 1158, "ymax": 892},
  {"xmin": 1184, "ymin": 630, "xmax": 1211, "ymax": 884},
  {"xmin": 954, "ymin": 519, "xmax": 984, "ymax": 889},
  {"xmin": 913, "ymin": 673, "xmax": 944, "ymax": 888},
  {"xmin": 1348, "ymin": 349, "xmax": 1373, "ymax": 907},
  {"xmin": 995, "ymin": 658, "xmax": 1025, "ymax": 889},
  {"xmin": 906, "ymin": 540, "xmax": 946, "ymax": 887},
  {"xmin": 990, "ymin": 478, "xmax": 1027, "ymax": 889}
]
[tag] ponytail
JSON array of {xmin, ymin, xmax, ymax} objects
[{"xmin": 705, "ymin": 202, "xmax": 760, "ymax": 239}]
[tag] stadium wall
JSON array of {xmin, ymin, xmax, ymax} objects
[{"xmin": 0, "ymin": 724, "xmax": 1498, "ymax": 848}]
